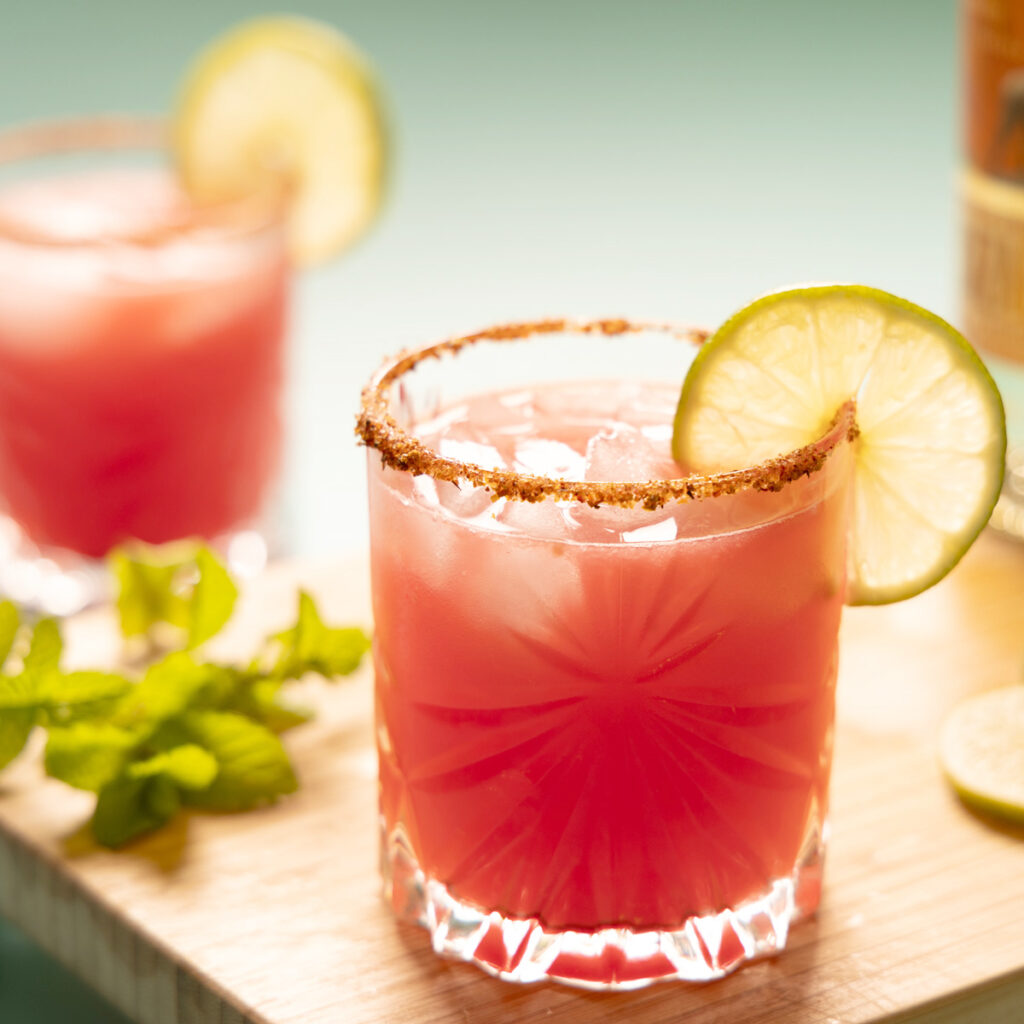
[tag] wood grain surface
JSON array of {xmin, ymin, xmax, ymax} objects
[{"xmin": 0, "ymin": 534, "xmax": 1022, "ymax": 1024}]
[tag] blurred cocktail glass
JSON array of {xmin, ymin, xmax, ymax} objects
[
  {"xmin": 358, "ymin": 320, "xmax": 855, "ymax": 988},
  {"xmin": 0, "ymin": 117, "xmax": 288, "ymax": 613}
]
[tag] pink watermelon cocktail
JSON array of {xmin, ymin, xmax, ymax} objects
[{"xmin": 361, "ymin": 321, "xmax": 854, "ymax": 987}]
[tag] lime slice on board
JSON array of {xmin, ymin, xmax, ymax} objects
[
  {"xmin": 173, "ymin": 16, "xmax": 387, "ymax": 264},
  {"xmin": 672, "ymin": 285, "xmax": 1006, "ymax": 606},
  {"xmin": 940, "ymin": 685, "xmax": 1024, "ymax": 825}
]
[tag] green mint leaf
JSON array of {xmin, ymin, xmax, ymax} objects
[
  {"xmin": 128, "ymin": 744, "xmax": 218, "ymax": 791},
  {"xmin": 111, "ymin": 542, "xmax": 237, "ymax": 648},
  {"xmin": 0, "ymin": 601, "xmax": 20, "ymax": 671},
  {"xmin": 91, "ymin": 774, "xmax": 180, "ymax": 848},
  {"xmin": 40, "ymin": 672, "xmax": 133, "ymax": 723},
  {"xmin": 22, "ymin": 618, "xmax": 62, "ymax": 680},
  {"xmin": 0, "ymin": 670, "xmax": 131, "ymax": 726},
  {"xmin": 44, "ymin": 722, "xmax": 139, "ymax": 792},
  {"xmin": 142, "ymin": 774, "xmax": 182, "ymax": 821},
  {"xmin": 249, "ymin": 680, "xmax": 314, "ymax": 733},
  {"xmin": 114, "ymin": 653, "xmax": 222, "ymax": 729},
  {"xmin": 272, "ymin": 591, "xmax": 370, "ymax": 680},
  {"xmin": 178, "ymin": 710, "xmax": 297, "ymax": 811},
  {"xmin": 187, "ymin": 547, "xmax": 238, "ymax": 649},
  {"xmin": 0, "ymin": 709, "xmax": 34, "ymax": 771},
  {"xmin": 110, "ymin": 545, "xmax": 190, "ymax": 638},
  {"xmin": 0, "ymin": 671, "xmax": 39, "ymax": 711},
  {"xmin": 211, "ymin": 675, "xmax": 311, "ymax": 733},
  {"xmin": 178, "ymin": 663, "xmax": 244, "ymax": 713},
  {"xmin": 255, "ymin": 702, "xmax": 314, "ymax": 733},
  {"xmin": 0, "ymin": 675, "xmax": 37, "ymax": 769}
]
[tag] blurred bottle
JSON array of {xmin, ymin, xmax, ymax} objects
[{"xmin": 962, "ymin": 0, "xmax": 1024, "ymax": 535}]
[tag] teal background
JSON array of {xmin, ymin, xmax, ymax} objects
[{"xmin": 0, "ymin": 0, "xmax": 957, "ymax": 1020}]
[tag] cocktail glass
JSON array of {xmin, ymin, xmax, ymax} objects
[
  {"xmin": 0, "ymin": 116, "xmax": 289, "ymax": 614},
  {"xmin": 358, "ymin": 319, "xmax": 856, "ymax": 989}
]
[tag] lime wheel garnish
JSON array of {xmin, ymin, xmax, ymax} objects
[
  {"xmin": 672, "ymin": 285, "xmax": 1006, "ymax": 605},
  {"xmin": 173, "ymin": 16, "xmax": 387, "ymax": 264}
]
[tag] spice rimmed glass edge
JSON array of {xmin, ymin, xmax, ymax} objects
[
  {"xmin": 358, "ymin": 319, "xmax": 857, "ymax": 989},
  {"xmin": 357, "ymin": 317, "xmax": 856, "ymax": 508}
]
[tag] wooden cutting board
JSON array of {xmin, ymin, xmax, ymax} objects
[{"xmin": 0, "ymin": 534, "xmax": 1022, "ymax": 1024}]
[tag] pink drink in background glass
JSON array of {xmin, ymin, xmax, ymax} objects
[
  {"xmin": 360, "ymin": 321, "xmax": 855, "ymax": 989},
  {"xmin": 0, "ymin": 119, "xmax": 288, "ymax": 611}
]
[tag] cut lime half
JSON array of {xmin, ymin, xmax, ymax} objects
[
  {"xmin": 672, "ymin": 285, "xmax": 1006, "ymax": 605},
  {"xmin": 940, "ymin": 685, "xmax": 1024, "ymax": 825},
  {"xmin": 173, "ymin": 16, "xmax": 387, "ymax": 264}
]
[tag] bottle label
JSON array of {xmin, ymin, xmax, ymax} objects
[
  {"xmin": 964, "ymin": 0, "xmax": 1024, "ymax": 361},
  {"xmin": 964, "ymin": 169, "xmax": 1024, "ymax": 361}
]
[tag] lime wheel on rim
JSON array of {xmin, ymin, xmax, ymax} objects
[
  {"xmin": 173, "ymin": 16, "xmax": 387, "ymax": 265},
  {"xmin": 672, "ymin": 285, "xmax": 1006, "ymax": 605}
]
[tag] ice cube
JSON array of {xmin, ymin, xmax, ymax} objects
[
  {"xmin": 570, "ymin": 501, "xmax": 671, "ymax": 543},
  {"xmin": 436, "ymin": 478, "xmax": 498, "ymax": 521},
  {"xmin": 497, "ymin": 496, "xmax": 574, "ymax": 541},
  {"xmin": 512, "ymin": 437, "xmax": 586, "ymax": 479},
  {"xmin": 438, "ymin": 438, "xmax": 508, "ymax": 471},
  {"xmin": 498, "ymin": 389, "xmax": 534, "ymax": 410},
  {"xmin": 411, "ymin": 475, "xmax": 440, "ymax": 508},
  {"xmin": 584, "ymin": 424, "xmax": 680, "ymax": 483},
  {"xmin": 615, "ymin": 386, "xmax": 678, "ymax": 434},
  {"xmin": 640, "ymin": 423, "xmax": 674, "ymax": 444}
]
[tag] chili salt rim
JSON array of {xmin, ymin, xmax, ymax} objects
[{"xmin": 355, "ymin": 318, "xmax": 858, "ymax": 510}]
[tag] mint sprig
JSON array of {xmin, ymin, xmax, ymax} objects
[{"xmin": 0, "ymin": 545, "xmax": 369, "ymax": 846}]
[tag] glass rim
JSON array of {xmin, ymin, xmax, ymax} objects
[
  {"xmin": 356, "ymin": 317, "xmax": 858, "ymax": 509},
  {"xmin": 0, "ymin": 114, "xmax": 287, "ymax": 247}
]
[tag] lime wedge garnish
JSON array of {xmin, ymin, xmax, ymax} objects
[
  {"xmin": 672, "ymin": 285, "xmax": 1006, "ymax": 605},
  {"xmin": 940, "ymin": 686, "xmax": 1024, "ymax": 825},
  {"xmin": 172, "ymin": 16, "xmax": 387, "ymax": 264}
]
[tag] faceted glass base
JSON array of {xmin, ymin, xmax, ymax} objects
[
  {"xmin": 382, "ymin": 823, "xmax": 825, "ymax": 990},
  {"xmin": 0, "ymin": 514, "xmax": 272, "ymax": 616}
]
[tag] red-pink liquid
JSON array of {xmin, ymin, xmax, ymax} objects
[
  {"xmin": 0, "ymin": 170, "xmax": 288, "ymax": 556},
  {"xmin": 370, "ymin": 381, "xmax": 852, "ymax": 936}
]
